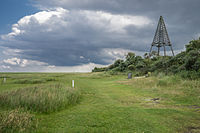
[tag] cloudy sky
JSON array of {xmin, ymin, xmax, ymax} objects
[{"xmin": 0, "ymin": 0, "xmax": 200, "ymax": 72}]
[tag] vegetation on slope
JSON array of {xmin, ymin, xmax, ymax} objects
[{"xmin": 92, "ymin": 38, "xmax": 200, "ymax": 79}]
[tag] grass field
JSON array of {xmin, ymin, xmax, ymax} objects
[{"xmin": 0, "ymin": 72, "xmax": 200, "ymax": 133}]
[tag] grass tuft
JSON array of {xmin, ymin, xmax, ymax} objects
[{"xmin": 157, "ymin": 79, "xmax": 168, "ymax": 86}]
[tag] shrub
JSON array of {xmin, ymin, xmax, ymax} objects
[
  {"xmin": 184, "ymin": 50, "xmax": 200, "ymax": 71},
  {"xmin": 113, "ymin": 59, "xmax": 124, "ymax": 68},
  {"xmin": 186, "ymin": 39, "xmax": 200, "ymax": 52},
  {"xmin": 128, "ymin": 65, "xmax": 135, "ymax": 71},
  {"xmin": 0, "ymin": 108, "xmax": 38, "ymax": 133},
  {"xmin": 92, "ymin": 67, "xmax": 107, "ymax": 72},
  {"xmin": 0, "ymin": 84, "xmax": 80, "ymax": 113}
]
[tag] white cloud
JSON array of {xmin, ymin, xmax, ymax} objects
[
  {"xmin": 83, "ymin": 11, "xmax": 152, "ymax": 33},
  {"xmin": 80, "ymin": 56, "xmax": 85, "ymax": 59},
  {"xmin": 1, "ymin": 8, "xmax": 68, "ymax": 40},
  {"xmin": 0, "ymin": 55, "xmax": 107, "ymax": 72},
  {"xmin": 3, "ymin": 57, "xmax": 48, "ymax": 67},
  {"xmin": 0, "ymin": 57, "xmax": 107, "ymax": 72},
  {"xmin": 48, "ymin": 65, "xmax": 56, "ymax": 68},
  {"xmin": 99, "ymin": 48, "xmax": 146, "ymax": 64},
  {"xmin": 3, "ymin": 58, "xmax": 21, "ymax": 65},
  {"xmin": 100, "ymin": 48, "xmax": 130, "ymax": 63},
  {"xmin": 3, "ymin": 49, "xmax": 22, "ymax": 56},
  {"xmin": 0, "ymin": 65, "xmax": 11, "ymax": 69}
]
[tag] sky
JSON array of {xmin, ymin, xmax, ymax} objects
[{"xmin": 0, "ymin": 0, "xmax": 200, "ymax": 72}]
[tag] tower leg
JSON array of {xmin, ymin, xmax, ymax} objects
[
  {"xmin": 157, "ymin": 46, "xmax": 160, "ymax": 56},
  {"xmin": 164, "ymin": 45, "xmax": 166, "ymax": 56},
  {"xmin": 149, "ymin": 45, "xmax": 153, "ymax": 56},
  {"xmin": 170, "ymin": 46, "xmax": 174, "ymax": 56}
]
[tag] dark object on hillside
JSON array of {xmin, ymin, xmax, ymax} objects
[
  {"xmin": 151, "ymin": 98, "xmax": 160, "ymax": 101},
  {"xmin": 150, "ymin": 16, "xmax": 174, "ymax": 56},
  {"xmin": 128, "ymin": 73, "xmax": 132, "ymax": 79}
]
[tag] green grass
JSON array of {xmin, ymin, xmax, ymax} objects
[{"xmin": 0, "ymin": 72, "xmax": 200, "ymax": 133}]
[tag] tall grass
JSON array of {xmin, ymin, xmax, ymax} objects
[
  {"xmin": 0, "ymin": 108, "xmax": 38, "ymax": 133},
  {"xmin": 0, "ymin": 84, "xmax": 80, "ymax": 113}
]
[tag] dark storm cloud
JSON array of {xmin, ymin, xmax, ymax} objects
[{"xmin": 35, "ymin": 0, "xmax": 200, "ymax": 47}]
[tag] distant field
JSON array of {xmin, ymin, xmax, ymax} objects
[{"xmin": 0, "ymin": 73, "xmax": 200, "ymax": 133}]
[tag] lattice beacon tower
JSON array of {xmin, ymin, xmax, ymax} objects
[{"xmin": 150, "ymin": 16, "xmax": 174, "ymax": 56}]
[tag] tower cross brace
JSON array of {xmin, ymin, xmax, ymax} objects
[{"xmin": 150, "ymin": 16, "xmax": 174, "ymax": 56}]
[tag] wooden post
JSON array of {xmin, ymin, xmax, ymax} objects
[
  {"xmin": 72, "ymin": 80, "xmax": 75, "ymax": 88},
  {"xmin": 3, "ymin": 78, "xmax": 6, "ymax": 83}
]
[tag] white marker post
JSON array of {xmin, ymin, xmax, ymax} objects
[
  {"xmin": 3, "ymin": 78, "xmax": 6, "ymax": 83},
  {"xmin": 72, "ymin": 80, "xmax": 75, "ymax": 88}
]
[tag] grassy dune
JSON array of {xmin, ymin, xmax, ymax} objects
[{"xmin": 0, "ymin": 73, "xmax": 199, "ymax": 132}]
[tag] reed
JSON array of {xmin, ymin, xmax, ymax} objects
[
  {"xmin": 0, "ymin": 84, "xmax": 80, "ymax": 113},
  {"xmin": 0, "ymin": 108, "xmax": 38, "ymax": 133}
]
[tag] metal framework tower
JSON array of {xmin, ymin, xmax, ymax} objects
[{"xmin": 150, "ymin": 16, "xmax": 174, "ymax": 56}]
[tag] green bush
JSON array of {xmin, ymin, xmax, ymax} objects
[
  {"xmin": 186, "ymin": 38, "xmax": 200, "ymax": 52},
  {"xmin": 128, "ymin": 65, "xmax": 135, "ymax": 71},
  {"xmin": 0, "ymin": 108, "xmax": 38, "ymax": 133},
  {"xmin": 0, "ymin": 84, "xmax": 80, "ymax": 113},
  {"xmin": 92, "ymin": 67, "xmax": 108, "ymax": 72}
]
